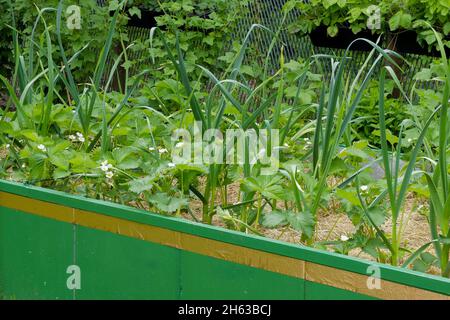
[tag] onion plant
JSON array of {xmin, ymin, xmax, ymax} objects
[
  {"xmin": 406, "ymin": 27, "xmax": 450, "ymax": 277},
  {"xmin": 150, "ymin": 24, "xmax": 309, "ymax": 226},
  {"xmin": 356, "ymin": 66, "xmax": 441, "ymax": 266},
  {"xmin": 350, "ymin": 27, "xmax": 449, "ymax": 272},
  {"xmin": 296, "ymin": 39, "xmax": 403, "ymax": 242}
]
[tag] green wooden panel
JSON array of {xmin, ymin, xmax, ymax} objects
[
  {"xmin": 0, "ymin": 208, "xmax": 74, "ymax": 300},
  {"xmin": 74, "ymin": 225, "xmax": 180, "ymax": 299},
  {"xmin": 179, "ymin": 250, "xmax": 304, "ymax": 299},
  {"xmin": 305, "ymin": 281, "xmax": 376, "ymax": 300}
]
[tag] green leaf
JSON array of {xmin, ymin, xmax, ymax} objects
[
  {"xmin": 367, "ymin": 207, "xmax": 386, "ymax": 227},
  {"xmin": 20, "ymin": 130, "xmax": 39, "ymax": 142},
  {"xmin": 112, "ymin": 147, "xmax": 141, "ymax": 169},
  {"xmin": 241, "ymin": 175, "xmax": 285, "ymax": 200},
  {"xmin": 336, "ymin": 0, "xmax": 346, "ymax": 8},
  {"xmin": 48, "ymin": 153, "xmax": 70, "ymax": 171},
  {"xmin": 128, "ymin": 6, "xmax": 141, "ymax": 19},
  {"xmin": 117, "ymin": 156, "xmax": 141, "ymax": 170},
  {"xmin": 412, "ymin": 259, "xmax": 428, "ymax": 272},
  {"xmin": 415, "ymin": 68, "xmax": 432, "ymax": 81},
  {"xmin": 129, "ymin": 176, "xmax": 154, "ymax": 193},
  {"xmin": 424, "ymin": 32, "xmax": 438, "ymax": 45},
  {"xmin": 421, "ymin": 252, "xmax": 437, "ymax": 264},
  {"xmin": 425, "ymin": 174, "xmax": 444, "ymax": 227},
  {"xmin": 323, "ymin": 0, "xmax": 337, "ymax": 9},
  {"xmin": 444, "ymin": 22, "xmax": 450, "ymax": 35},
  {"xmin": 121, "ymin": 60, "xmax": 132, "ymax": 70},
  {"xmin": 240, "ymin": 65, "xmax": 256, "ymax": 77},
  {"xmin": 112, "ymin": 126, "xmax": 131, "ymax": 136},
  {"xmin": 327, "ymin": 25, "xmax": 338, "ymax": 37},
  {"xmin": 336, "ymin": 189, "xmax": 360, "ymax": 206},
  {"xmin": 50, "ymin": 141, "xmax": 71, "ymax": 154},
  {"xmin": 338, "ymin": 146, "xmax": 369, "ymax": 160},
  {"xmin": 112, "ymin": 147, "xmax": 134, "ymax": 163},
  {"xmin": 109, "ymin": 0, "xmax": 120, "ymax": 11},
  {"xmin": 439, "ymin": 236, "xmax": 450, "ymax": 245},
  {"xmin": 69, "ymin": 153, "xmax": 97, "ymax": 173},
  {"xmin": 401, "ymin": 240, "xmax": 435, "ymax": 268},
  {"xmin": 262, "ymin": 211, "xmax": 288, "ymax": 228},
  {"xmin": 203, "ymin": 34, "xmax": 214, "ymax": 46},
  {"xmin": 399, "ymin": 13, "xmax": 412, "ymax": 29},
  {"xmin": 363, "ymin": 238, "xmax": 384, "ymax": 259},
  {"xmin": 389, "ymin": 12, "xmax": 401, "ymax": 31},
  {"xmin": 148, "ymin": 193, "xmax": 188, "ymax": 213},
  {"xmin": 287, "ymin": 210, "xmax": 314, "ymax": 238},
  {"xmin": 372, "ymin": 129, "xmax": 399, "ymax": 145},
  {"xmin": 349, "ymin": 7, "xmax": 361, "ymax": 21},
  {"xmin": 53, "ymin": 168, "xmax": 70, "ymax": 180}
]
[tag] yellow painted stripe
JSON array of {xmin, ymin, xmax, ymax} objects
[
  {"xmin": 0, "ymin": 191, "xmax": 448, "ymax": 300},
  {"xmin": 0, "ymin": 191, "xmax": 75, "ymax": 223},
  {"xmin": 305, "ymin": 262, "xmax": 448, "ymax": 300}
]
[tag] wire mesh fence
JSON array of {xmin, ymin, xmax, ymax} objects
[
  {"xmin": 234, "ymin": 0, "xmax": 440, "ymax": 94},
  {"xmin": 103, "ymin": 0, "xmax": 440, "ymax": 96}
]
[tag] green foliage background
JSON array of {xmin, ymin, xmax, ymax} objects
[{"xmin": 0, "ymin": 0, "xmax": 249, "ymax": 86}]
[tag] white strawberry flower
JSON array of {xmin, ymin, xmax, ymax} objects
[
  {"xmin": 158, "ymin": 148, "xmax": 168, "ymax": 154},
  {"xmin": 168, "ymin": 162, "xmax": 176, "ymax": 168},
  {"xmin": 360, "ymin": 185, "xmax": 369, "ymax": 192},
  {"xmin": 76, "ymin": 132, "xmax": 85, "ymax": 142},
  {"xmin": 100, "ymin": 160, "xmax": 113, "ymax": 172},
  {"xmin": 37, "ymin": 144, "xmax": 47, "ymax": 152},
  {"xmin": 105, "ymin": 171, "xmax": 114, "ymax": 179},
  {"xmin": 340, "ymin": 235, "xmax": 349, "ymax": 241}
]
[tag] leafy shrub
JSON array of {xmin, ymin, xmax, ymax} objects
[{"xmin": 127, "ymin": 0, "xmax": 250, "ymax": 80}]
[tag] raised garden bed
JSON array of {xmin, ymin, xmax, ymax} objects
[
  {"xmin": 0, "ymin": 180, "xmax": 448, "ymax": 300},
  {"xmin": 2, "ymin": 0, "xmax": 450, "ymax": 301}
]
